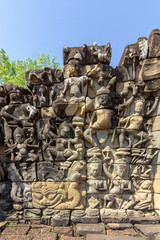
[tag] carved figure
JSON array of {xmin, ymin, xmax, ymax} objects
[
  {"xmin": 53, "ymin": 121, "xmax": 75, "ymax": 161},
  {"xmin": 1, "ymin": 103, "xmax": 38, "ymax": 128},
  {"xmin": 91, "ymin": 42, "xmax": 112, "ymax": 64},
  {"xmin": 32, "ymin": 85, "xmax": 48, "ymax": 107},
  {"xmin": 103, "ymin": 159, "xmax": 131, "ymax": 208},
  {"xmin": 0, "ymin": 35, "xmax": 160, "ymax": 221},
  {"xmin": 89, "ymin": 87, "xmax": 114, "ymax": 129},
  {"xmin": 32, "ymin": 182, "xmax": 85, "ymax": 209},
  {"xmin": 5, "ymin": 127, "xmax": 38, "ymax": 161},
  {"xmin": 118, "ymin": 97, "xmax": 159, "ymax": 147},
  {"xmin": 119, "ymin": 99, "xmax": 145, "ymax": 130},
  {"xmin": 11, "ymin": 182, "xmax": 32, "ymax": 202},
  {"xmin": 41, "ymin": 119, "xmax": 57, "ymax": 161},
  {"xmin": 131, "ymin": 147, "xmax": 158, "ymax": 165},
  {"xmin": 87, "ymin": 156, "xmax": 102, "ymax": 179},
  {"xmin": 67, "ymin": 161, "xmax": 86, "ymax": 181},
  {"xmin": 123, "ymin": 180, "xmax": 152, "ymax": 210},
  {"xmin": 61, "ymin": 76, "xmax": 89, "ymax": 101}
]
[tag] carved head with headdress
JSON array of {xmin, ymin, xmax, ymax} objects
[
  {"xmin": 88, "ymin": 156, "xmax": 102, "ymax": 178},
  {"xmin": 58, "ymin": 121, "xmax": 74, "ymax": 138},
  {"xmin": 95, "ymin": 86, "xmax": 112, "ymax": 109},
  {"xmin": 13, "ymin": 127, "xmax": 26, "ymax": 144},
  {"xmin": 134, "ymin": 98, "xmax": 145, "ymax": 115}
]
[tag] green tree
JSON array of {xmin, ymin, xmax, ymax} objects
[{"xmin": 0, "ymin": 49, "xmax": 61, "ymax": 88}]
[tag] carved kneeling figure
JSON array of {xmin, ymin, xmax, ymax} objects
[{"xmin": 123, "ymin": 180, "xmax": 152, "ymax": 210}]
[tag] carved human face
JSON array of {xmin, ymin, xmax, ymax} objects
[
  {"xmin": 97, "ymin": 94, "xmax": 111, "ymax": 107},
  {"xmin": 60, "ymin": 126, "xmax": 70, "ymax": 138},
  {"xmin": 116, "ymin": 163, "xmax": 127, "ymax": 178},
  {"xmin": 32, "ymin": 182, "xmax": 62, "ymax": 208},
  {"xmin": 135, "ymin": 101, "xmax": 144, "ymax": 114},
  {"xmin": 10, "ymin": 91, "xmax": 21, "ymax": 103},
  {"xmin": 15, "ymin": 134, "xmax": 24, "ymax": 144},
  {"xmin": 89, "ymin": 163, "xmax": 101, "ymax": 178},
  {"xmin": 32, "ymin": 182, "xmax": 72, "ymax": 209}
]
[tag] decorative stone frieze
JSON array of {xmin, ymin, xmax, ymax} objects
[{"xmin": 0, "ymin": 29, "xmax": 160, "ymax": 224}]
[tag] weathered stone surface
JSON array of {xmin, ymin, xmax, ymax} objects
[
  {"xmin": 63, "ymin": 43, "xmax": 112, "ymax": 65},
  {"xmin": 107, "ymin": 229, "xmax": 137, "ymax": 236},
  {"xmin": 24, "ymin": 209, "xmax": 41, "ymax": 220},
  {"xmin": 60, "ymin": 237, "xmax": 84, "ymax": 240},
  {"xmin": 0, "ymin": 222, "xmax": 6, "ymax": 233},
  {"xmin": 100, "ymin": 209, "xmax": 129, "ymax": 223},
  {"xmin": 32, "ymin": 182, "xmax": 86, "ymax": 209},
  {"xmin": 86, "ymin": 235, "xmax": 143, "ymax": 240},
  {"xmin": 154, "ymin": 194, "xmax": 160, "ymax": 211},
  {"xmin": 0, "ymin": 236, "xmax": 33, "ymax": 240},
  {"xmin": 42, "ymin": 209, "xmax": 70, "ymax": 226},
  {"xmin": 32, "ymin": 234, "xmax": 57, "ymax": 240},
  {"xmin": 106, "ymin": 223, "xmax": 133, "ymax": 230},
  {"xmin": 130, "ymin": 216, "xmax": 160, "ymax": 224},
  {"xmin": 116, "ymin": 66, "xmax": 130, "ymax": 82},
  {"xmin": 53, "ymin": 226, "xmax": 73, "ymax": 236},
  {"xmin": 26, "ymin": 68, "xmax": 63, "ymax": 88},
  {"xmin": 152, "ymin": 233, "xmax": 160, "ymax": 240},
  {"xmin": 76, "ymin": 223, "xmax": 105, "ymax": 236},
  {"xmin": 119, "ymin": 43, "xmax": 138, "ymax": 67},
  {"xmin": 71, "ymin": 209, "xmax": 100, "ymax": 224},
  {"xmin": 63, "ymin": 63, "xmax": 115, "ymax": 79},
  {"xmin": 148, "ymin": 29, "xmax": 160, "ymax": 58},
  {"xmin": 144, "ymin": 79, "xmax": 160, "ymax": 95},
  {"xmin": 27, "ymin": 225, "xmax": 56, "ymax": 236},
  {"xmin": 139, "ymin": 58, "xmax": 160, "ymax": 81},
  {"xmin": 1, "ymin": 224, "xmax": 30, "ymax": 235},
  {"xmin": 1, "ymin": 30, "xmax": 160, "ymax": 226},
  {"xmin": 134, "ymin": 224, "xmax": 160, "ymax": 238}
]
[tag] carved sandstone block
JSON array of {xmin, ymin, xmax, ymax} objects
[
  {"xmin": 100, "ymin": 208, "xmax": 129, "ymax": 223},
  {"xmin": 42, "ymin": 209, "xmax": 70, "ymax": 226},
  {"xmin": 71, "ymin": 209, "xmax": 100, "ymax": 224},
  {"xmin": 26, "ymin": 68, "xmax": 63, "ymax": 88},
  {"xmin": 11, "ymin": 182, "xmax": 32, "ymax": 203},
  {"xmin": 63, "ymin": 43, "xmax": 112, "ymax": 65},
  {"xmin": 63, "ymin": 63, "xmax": 115, "ymax": 79},
  {"xmin": 37, "ymin": 161, "xmax": 86, "ymax": 182},
  {"xmin": 148, "ymin": 29, "xmax": 160, "ymax": 58},
  {"xmin": 32, "ymin": 182, "xmax": 86, "ymax": 209},
  {"xmin": 76, "ymin": 223, "xmax": 105, "ymax": 236},
  {"xmin": 139, "ymin": 58, "xmax": 160, "ymax": 81},
  {"xmin": 24, "ymin": 208, "xmax": 41, "ymax": 220}
]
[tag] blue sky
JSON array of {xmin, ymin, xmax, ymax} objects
[{"xmin": 0, "ymin": 0, "xmax": 159, "ymax": 68}]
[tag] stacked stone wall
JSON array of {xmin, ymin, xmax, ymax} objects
[{"xmin": 0, "ymin": 29, "xmax": 160, "ymax": 225}]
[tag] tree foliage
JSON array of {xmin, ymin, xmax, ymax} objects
[{"xmin": 0, "ymin": 49, "xmax": 61, "ymax": 88}]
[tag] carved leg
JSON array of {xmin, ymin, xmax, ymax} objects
[{"xmin": 119, "ymin": 129, "xmax": 125, "ymax": 148}]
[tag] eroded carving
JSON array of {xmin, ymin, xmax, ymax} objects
[
  {"xmin": 0, "ymin": 31, "xmax": 160, "ymax": 223},
  {"xmin": 32, "ymin": 182, "xmax": 86, "ymax": 209}
]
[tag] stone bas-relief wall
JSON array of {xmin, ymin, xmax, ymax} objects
[{"xmin": 0, "ymin": 29, "xmax": 160, "ymax": 225}]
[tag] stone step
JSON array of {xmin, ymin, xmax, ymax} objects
[
  {"xmin": 76, "ymin": 223, "xmax": 105, "ymax": 236},
  {"xmin": 106, "ymin": 228, "xmax": 137, "ymax": 237},
  {"xmin": 134, "ymin": 224, "xmax": 160, "ymax": 239},
  {"xmin": 0, "ymin": 234, "xmax": 57, "ymax": 240},
  {"xmin": 32, "ymin": 235, "xmax": 57, "ymax": 240},
  {"xmin": 0, "ymin": 235, "xmax": 33, "ymax": 240},
  {"xmin": 59, "ymin": 237, "xmax": 84, "ymax": 240},
  {"xmin": 86, "ymin": 234, "xmax": 144, "ymax": 240}
]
